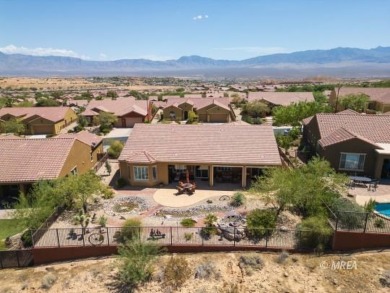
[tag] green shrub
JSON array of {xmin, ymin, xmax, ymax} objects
[
  {"xmin": 115, "ymin": 218, "xmax": 141, "ymax": 243},
  {"xmin": 230, "ymin": 192, "xmax": 246, "ymax": 207},
  {"xmin": 21, "ymin": 229, "xmax": 33, "ymax": 248},
  {"xmin": 180, "ymin": 218, "xmax": 196, "ymax": 228},
  {"xmin": 296, "ymin": 216, "xmax": 333, "ymax": 249},
  {"xmin": 330, "ymin": 198, "xmax": 366, "ymax": 229},
  {"xmin": 108, "ymin": 140, "xmax": 124, "ymax": 159},
  {"xmin": 101, "ymin": 186, "xmax": 114, "ymax": 199},
  {"xmin": 200, "ymin": 213, "xmax": 218, "ymax": 239},
  {"xmin": 374, "ymin": 218, "xmax": 385, "ymax": 228},
  {"xmin": 184, "ymin": 232, "xmax": 193, "ymax": 241},
  {"xmin": 98, "ymin": 215, "xmax": 108, "ymax": 227},
  {"xmin": 246, "ymin": 209, "xmax": 277, "ymax": 239},
  {"xmin": 117, "ymin": 238, "xmax": 160, "ymax": 290},
  {"xmin": 163, "ymin": 256, "xmax": 191, "ymax": 290},
  {"xmin": 116, "ymin": 177, "xmax": 128, "ymax": 188}
]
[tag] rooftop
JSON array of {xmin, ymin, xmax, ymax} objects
[
  {"xmin": 81, "ymin": 97, "xmax": 148, "ymax": 117},
  {"xmin": 247, "ymin": 92, "xmax": 314, "ymax": 106},
  {"xmin": 338, "ymin": 87, "xmax": 390, "ymax": 104},
  {"xmin": 0, "ymin": 107, "xmax": 72, "ymax": 122}
]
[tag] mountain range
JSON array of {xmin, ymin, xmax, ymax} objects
[{"xmin": 1, "ymin": 46, "xmax": 390, "ymax": 78}]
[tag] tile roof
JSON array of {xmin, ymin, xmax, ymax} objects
[
  {"xmin": 56, "ymin": 130, "xmax": 103, "ymax": 147},
  {"xmin": 81, "ymin": 97, "xmax": 148, "ymax": 117},
  {"xmin": 306, "ymin": 113, "xmax": 390, "ymax": 145},
  {"xmin": 0, "ymin": 107, "xmax": 72, "ymax": 123},
  {"xmin": 0, "ymin": 138, "xmax": 75, "ymax": 183},
  {"xmin": 338, "ymin": 87, "xmax": 390, "ymax": 104},
  {"xmin": 247, "ymin": 92, "xmax": 314, "ymax": 106},
  {"xmin": 336, "ymin": 109, "xmax": 359, "ymax": 115},
  {"xmin": 155, "ymin": 97, "xmax": 232, "ymax": 111},
  {"xmin": 318, "ymin": 127, "xmax": 378, "ymax": 148},
  {"xmin": 119, "ymin": 124, "xmax": 282, "ymax": 166}
]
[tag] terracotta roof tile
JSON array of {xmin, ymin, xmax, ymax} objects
[
  {"xmin": 119, "ymin": 124, "xmax": 282, "ymax": 166},
  {"xmin": 318, "ymin": 128, "xmax": 378, "ymax": 148},
  {"xmin": 247, "ymin": 92, "xmax": 314, "ymax": 106},
  {"xmin": 0, "ymin": 107, "xmax": 73, "ymax": 123},
  {"xmin": 81, "ymin": 97, "xmax": 148, "ymax": 117},
  {"xmin": 0, "ymin": 138, "xmax": 75, "ymax": 183},
  {"xmin": 56, "ymin": 130, "xmax": 103, "ymax": 147}
]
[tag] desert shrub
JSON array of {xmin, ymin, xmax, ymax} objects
[
  {"xmin": 195, "ymin": 262, "xmax": 220, "ymax": 280},
  {"xmin": 230, "ymin": 192, "xmax": 246, "ymax": 207},
  {"xmin": 184, "ymin": 233, "xmax": 193, "ymax": 241},
  {"xmin": 380, "ymin": 270, "xmax": 390, "ymax": 288},
  {"xmin": 330, "ymin": 198, "xmax": 366, "ymax": 229},
  {"xmin": 246, "ymin": 209, "xmax": 277, "ymax": 239},
  {"xmin": 117, "ymin": 177, "xmax": 128, "ymax": 188},
  {"xmin": 41, "ymin": 273, "xmax": 57, "ymax": 289},
  {"xmin": 296, "ymin": 216, "xmax": 333, "ymax": 249},
  {"xmin": 200, "ymin": 213, "xmax": 218, "ymax": 239},
  {"xmin": 108, "ymin": 140, "xmax": 124, "ymax": 159},
  {"xmin": 238, "ymin": 254, "xmax": 264, "ymax": 276},
  {"xmin": 117, "ymin": 238, "xmax": 161, "ymax": 291},
  {"xmin": 275, "ymin": 251, "xmax": 289, "ymax": 264},
  {"xmin": 219, "ymin": 282, "xmax": 242, "ymax": 293},
  {"xmin": 116, "ymin": 218, "xmax": 141, "ymax": 243},
  {"xmin": 374, "ymin": 218, "xmax": 385, "ymax": 228},
  {"xmin": 180, "ymin": 218, "xmax": 196, "ymax": 228},
  {"xmin": 99, "ymin": 215, "xmax": 108, "ymax": 227},
  {"xmin": 163, "ymin": 256, "xmax": 191, "ymax": 290},
  {"xmin": 101, "ymin": 186, "xmax": 114, "ymax": 199}
]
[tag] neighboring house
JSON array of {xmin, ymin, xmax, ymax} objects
[
  {"xmin": 154, "ymin": 97, "xmax": 235, "ymax": 123},
  {"xmin": 118, "ymin": 124, "xmax": 282, "ymax": 188},
  {"xmin": 80, "ymin": 97, "xmax": 151, "ymax": 128},
  {"xmin": 0, "ymin": 135, "xmax": 104, "ymax": 197},
  {"xmin": 0, "ymin": 107, "xmax": 77, "ymax": 135},
  {"xmin": 247, "ymin": 92, "xmax": 315, "ymax": 109},
  {"xmin": 302, "ymin": 111, "xmax": 390, "ymax": 179},
  {"xmin": 329, "ymin": 87, "xmax": 390, "ymax": 112}
]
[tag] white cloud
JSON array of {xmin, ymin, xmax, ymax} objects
[
  {"xmin": 99, "ymin": 53, "xmax": 107, "ymax": 60},
  {"xmin": 0, "ymin": 44, "xmax": 90, "ymax": 59},
  {"xmin": 137, "ymin": 54, "xmax": 174, "ymax": 61},
  {"xmin": 215, "ymin": 46, "xmax": 288, "ymax": 55},
  {"xmin": 193, "ymin": 14, "xmax": 209, "ymax": 21}
]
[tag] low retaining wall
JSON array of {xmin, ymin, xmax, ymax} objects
[{"xmin": 332, "ymin": 230, "xmax": 390, "ymax": 250}]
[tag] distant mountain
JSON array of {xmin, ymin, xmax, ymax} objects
[{"xmin": 1, "ymin": 46, "xmax": 390, "ymax": 77}]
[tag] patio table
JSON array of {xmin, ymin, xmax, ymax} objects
[{"xmin": 349, "ymin": 176, "xmax": 372, "ymax": 183}]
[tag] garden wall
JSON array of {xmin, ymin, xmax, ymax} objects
[{"xmin": 332, "ymin": 230, "xmax": 390, "ymax": 250}]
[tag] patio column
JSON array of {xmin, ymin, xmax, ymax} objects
[
  {"xmin": 241, "ymin": 166, "xmax": 247, "ymax": 188},
  {"xmin": 209, "ymin": 165, "xmax": 214, "ymax": 186}
]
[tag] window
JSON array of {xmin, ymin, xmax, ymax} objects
[
  {"xmin": 152, "ymin": 166, "xmax": 157, "ymax": 180},
  {"xmin": 90, "ymin": 151, "xmax": 93, "ymax": 162},
  {"xmin": 339, "ymin": 153, "xmax": 365, "ymax": 171},
  {"xmin": 134, "ymin": 166, "xmax": 149, "ymax": 181},
  {"xmin": 169, "ymin": 111, "xmax": 176, "ymax": 120},
  {"xmin": 71, "ymin": 167, "xmax": 78, "ymax": 175}
]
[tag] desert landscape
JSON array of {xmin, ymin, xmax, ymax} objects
[{"xmin": 0, "ymin": 251, "xmax": 389, "ymax": 293}]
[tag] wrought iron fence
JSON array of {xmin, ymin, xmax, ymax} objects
[
  {"xmin": 31, "ymin": 226, "xmax": 312, "ymax": 250},
  {"xmin": 0, "ymin": 249, "xmax": 33, "ymax": 268}
]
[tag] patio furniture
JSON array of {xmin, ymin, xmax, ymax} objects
[
  {"xmin": 349, "ymin": 176, "xmax": 372, "ymax": 188},
  {"xmin": 368, "ymin": 180, "xmax": 378, "ymax": 191}
]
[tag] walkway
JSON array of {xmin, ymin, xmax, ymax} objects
[{"xmin": 348, "ymin": 180, "xmax": 390, "ymax": 206}]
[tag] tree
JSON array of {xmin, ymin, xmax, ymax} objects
[
  {"xmin": 296, "ymin": 216, "xmax": 333, "ymax": 249},
  {"xmin": 106, "ymin": 90, "xmax": 118, "ymax": 99},
  {"xmin": 0, "ymin": 118, "xmax": 25, "ymax": 134},
  {"xmin": 246, "ymin": 209, "xmax": 277, "ymax": 239},
  {"xmin": 107, "ymin": 140, "xmax": 124, "ymax": 159},
  {"xmin": 94, "ymin": 112, "xmax": 117, "ymax": 133},
  {"xmin": 250, "ymin": 157, "xmax": 348, "ymax": 217},
  {"xmin": 339, "ymin": 94, "xmax": 370, "ymax": 112},
  {"xmin": 186, "ymin": 110, "xmax": 198, "ymax": 124},
  {"xmin": 272, "ymin": 101, "xmax": 331, "ymax": 126},
  {"xmin": 241, "ymin": 100, "xmax": 269, "ymax": 118},
  {"xmin": 117, "ymin": 238, "xmax": 161, "ymax": 291},
  {"xmin": 36, "ymin": 98, "xmax": 61, "ymax": 107},
  {"xmin": 275, "ymin": 134, "xmax": 294, "ymax": 154},
  {"xmin": 105, "ymin": 160, "xmax": 112, "ymax": 175}
]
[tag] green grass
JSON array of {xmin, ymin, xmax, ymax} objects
[{"xmin": 0, "ymin": 219, "xmax": 26, "ymax": 250}]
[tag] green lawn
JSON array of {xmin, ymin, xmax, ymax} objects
[{"xmin": 0, "ymin": 219, "xmax": 26, "ymax": 250}]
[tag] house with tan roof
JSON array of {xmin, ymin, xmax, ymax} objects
[
  {"xmin": 330, "ymin": 87, "xmax": 390, "ymax": 112},
  {"xmin": 154, "ymin": 97, "xmax": 235, "ymax": 123},
  {"xmin": 80, "ymin": 97, "xmax": 151, "ymax": 128},
  {"xmin": 302, "ymin": 112, "xmax": 390, "ymax": 179},
  {"xmin": 118, "ymin": 124, "xmax": 282, "ymax": 188},
  {"xmin": 247, "ymin": 92, "xmax": 315, "ymax": 109},
  {"xmin": 0, "ymin": 132, "xmax": 105, "ymax": 197},
  {"xmin": 0, "ymin": 107, "xmax": 77, "ymax": 135}
]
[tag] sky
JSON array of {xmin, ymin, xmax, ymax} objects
[{"xmin": 0, "ymin": 0, "xmax": 389, "ymax": 61}]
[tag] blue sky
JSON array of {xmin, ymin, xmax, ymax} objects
[{"xmin": 0, "ymin": 0, "xmax": 389, "ymax": 61}]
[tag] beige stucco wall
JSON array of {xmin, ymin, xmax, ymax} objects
[
  {"xmin": 59, "ymin": 140, "xmax": 99, "ymax": 177},
  {"xmin": 197, "ymin": 105, "xmax": 231, "ymax": 122},
  {"xmin": 163, "ymin": 106, "xmax": 183, "ymax": 121},
  {"xmin": 119, "ymin": 161, "xmax": 169, "ymax": 187}
]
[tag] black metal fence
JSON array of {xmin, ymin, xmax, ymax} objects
[
  {"xmin": 327, "ymin": 207, "xmax": 390, "ymax": 234},
  {"xmin": 31, "ymin": 206, "xmax": 65, "ymax": 246},
  {"xmin": 31, "ymin": 226, "xmax": 312, "ymax": 250},
  {"xmin": 0, "ymin": 249, "xmax": 33, "ymax": 269}
]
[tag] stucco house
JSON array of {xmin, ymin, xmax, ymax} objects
[
  {"xmin": 0, "ymin": 132, "xmax": 104, "ymax": 197},
  {"xmin": 302, "ymin": 110, "xmax": 390, "ymax": 179},
  {"xmin": 118, "ymin": 124, "xmax": 282, "ymax": 188},
  {"xmin": 154, "ymin": 97, "xmax": 235, "ymax": 123},
  {"xmin": 0, "ymin": 107, "xmax": 77, "ymax": 135},
  {"xmin": 80, "ymin": 97, "xmax": 151, "ymax": 127},
  {"xmin": 329, "ymin": 87, "xmax": 390, "ymax": 113},
  {"xmin": 247, "ymin": 92, "xmax": 315, "ymax": 110}
]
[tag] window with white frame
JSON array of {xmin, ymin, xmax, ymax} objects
[
  {"xmin": 339, "ymin": 153, "xmax": 366, "ymax": 171},
  {"xmin": 134, "ymin": 166, "xmax": 149, "ymax": 181},
  {"xmin": 152, "ymin": 166, "xmax": 157, "ymax": 180},
  {"xmin": 70, "ymin": 167, "xmax": 78, "ymax": 175}
]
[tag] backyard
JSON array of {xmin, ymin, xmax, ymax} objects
[{"xmin": 0, "ymin": 219, "xmax": 26, "ymax": 250}]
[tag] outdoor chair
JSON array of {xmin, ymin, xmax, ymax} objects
[{"xmin": 368, "ymin": 180, "xmax": 378, "ymax": 192}]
